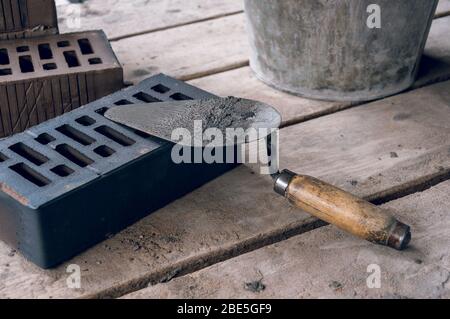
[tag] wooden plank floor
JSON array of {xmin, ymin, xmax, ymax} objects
[
  {"xmin": 189, "ymin": 11, "xmax": 450, "ymax": 127},
  {"xmin": 0, "ymin": 1, "xmax": 449, "ymax": 299},
  {"xmin": 112, "ymin": 13, "xmax": 249, "ymax": 83},
  {"xmin": 124, "ymin": 180, "xmax": 450, "ymax": 299},
  {"xmin": 436, "ymin": 0, "xmax": 450, "ymax": 18},
  {"xmin": 57, "ymin": 0, "xmax": 243, "ymax": 40},
  {"xmin": 1, "ymin": 81, "xmax": 449, "ymax": 299},
  {"xmin": 97, "ymin": 10, "xmax": 450, "ymax": 126}
]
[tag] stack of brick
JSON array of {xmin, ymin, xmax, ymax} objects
[{"xmin": 0, "ymin": 0, "xmax": 124, "ymax": 138}]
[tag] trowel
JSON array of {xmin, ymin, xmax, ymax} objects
[{"xmin": 105, "ymin": 97, "xmax": 411, "ymax": 250}]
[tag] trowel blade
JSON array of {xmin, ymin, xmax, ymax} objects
[{"xmin": 105, "ymin": 97, "xmax": 281, "ymax": 146}]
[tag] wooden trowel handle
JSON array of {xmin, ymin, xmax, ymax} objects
[{"xmin": 274, "ymin": 170, "xmax": 411, "ymax": 250}]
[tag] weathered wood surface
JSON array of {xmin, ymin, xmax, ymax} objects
[
  {"xmin": 115, "ymin": 14, "xmax": 450, "ymax": 89},
  {"xmin": 1, "ymin": 1, "xmax": 449, "ymax": 300},
  {"xmin": 56, "ymin": 0, "xmax": 447, "ymax": 41},
  {"xmin": 436, "ymin": 0, "xmax": 450, "ymax": 17},
  {"xmin": 124, "ymin": 180, "xmax": 450, "ymax": 299},
  {"xmin": 279, "ymin": 81, "xmax": 450, "ymax": 203},
  {"xmin": 0, "ymin": 81, "xmax": 449, "ymax": 299},
  {"xmin": 56, "ymin": 0, "xmax": 243, "ymax": 40},
  {"xmin": 112, "ymin": 14, "xmax": 249, "ymax": 84}
]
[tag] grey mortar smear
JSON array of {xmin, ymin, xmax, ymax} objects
[{"xmin": 106, "ymin": 97, "xmax": 282, "ymax": 147}]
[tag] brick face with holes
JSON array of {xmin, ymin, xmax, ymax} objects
[
  {"xmin": 0, "ymin": 0, "xmax": 58, "ymax": 40},
  {"xmin": 0, "ymin": 30, "xmax": 123, "ymax": 137},
  {"xmin": 0, "ymin": 74, "xmax": 236, "ymax": 268}
]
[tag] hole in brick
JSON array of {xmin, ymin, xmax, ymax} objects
[
  {"xmin": 43, "ymin": 63, "xmax": 57, "ymax": 70},
  {"xmin": 0, "ymin": 68, "xmax": 12, "ymax": 76},
  {"xmin": 10, "ymin": 163, "xmax": 51, "ymax": 187},
  {"xmin": 94, "ymin": 126, "xmax": 136, "ymax": 147},
  {"xmin": 19, "ymin": 56, "xmax": 34, "ymax": 73},
  {"xmin": 9, "ymin": 143, "xmax": 49, "ymax": 166},
  {"xmin": 0, "ymin": 49, "xmax": 10, "ymax": 65},
  {"xmin": 133, "ymin": 92, "xmax": 162, "ymax": 103},
  {"xmin": 55, "ymin": 144, "xmax": 94, "ymax": 168},
  {"xmin": 57, "ymin": 40, "xmax": 70, "ymax": 48},
  {"xmin": 170, "ymin": 93, "xmax": 193, "ymax": 101},
  {"xmin": 114, "ymin": 99, "xmax": 133, "ymax": 106},
  {"xmin": 35, "ymin": 133, "xmax": 56, "ymax": 145},
  {"xmin": 151, "ymin": 84, "xmax": 170, "ymax": 94},
  {"xmin": 63, "ymin": 51, "xmax": 80, "ymax": 68},
  {"xmin": 94, "ymin": 145, "xmax": 116, "ymax": 158},
  {"xmin": 133, "ymin": 129, "xmax": 151, "ymax": 139},
  {"xmin": 56, "ymin": 124, "xmax": 96, "ymax": 146},
  {"xmin": 0, "ymin": 152, "xmax": 8, "ymax": 162},
  {"xmin": 75, "ymin": 115, "xmax": 96, "ymax": 126},
  {"xmin": 88, "ymin": 57, "xmax": 102, "ymax": 65},
  {"xmin": 16, "ymin": 46, "xmax": 29, "ymax": 53},
  {"xmin": 95, "ymin": 107, "xmax": 109, "ymax": 115},
  {"xmin": 51, "ymin": 165, "xmax": 74, "ymax": 177},
  {"xmin": 78, "ymin": 38, "xmax": 94, "ymax": 55},
  {"xmin": 38, "ymin": 43, "xmax": 53, "ymax": 60}
]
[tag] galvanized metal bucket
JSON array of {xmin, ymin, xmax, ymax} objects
[{"xmin": 244, "ymin": 0, "xmax": 439, "ymax": 102}]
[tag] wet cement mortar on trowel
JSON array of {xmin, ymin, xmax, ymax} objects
[{"xmin": 150, "ymin": 97, "xmax": 273, "ymax": 146}]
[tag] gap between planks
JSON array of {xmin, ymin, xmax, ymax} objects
[
  {"xmin": 123, "ymin": 179, "xmax": 450, "ymax": 299},
  {"xmin": 187, "ymin": 15, "xmax": 450, "ymax": 129},
  {"xmin": 113, "ymin": 12, "xmax": 450, "ymax": 295},
  {"xmin": 112, "ymin": 13, "xmax": 450, "ymax": 111},
  {"xmin": 109, "ymin": 10, "xmax": 244, "ymax": 42},
  {"xmin": 112, "ymin": 9, "xmax": 448, "ymax": 81},
  {"xmin": 107, "ymin": 81, "xmax": 450, "ymax": 298},
  {"xmin": 58, "ymin": 1, "xmax": 449, "ymax": 87},
  {"xmin": 0, "ymin": 80, "xmax": 449, "ymax": 300},
  {"xmin": 95, "ymin": 81, "xmax": 450, "ymax": 298},
  {"xmin": 178, "ymin": 60, "xmax": 249, "ymax": 82},
  {"xmin": 3, "ymin": 17, "xmax": 450, "ymax": 299},
  {"xmin": 107, "ymin": 5, "xmax": 447, "ymax": 41},
  {"xmin": 107, "ymin": 171, "xmax": 450, "ymax": 299},
  {"xmin": 1, "ymin": 3, "xmax": 449, "ymax": 300},
  {"xmin": 92, "ymin": 217, "xmax": 328, "ymax": 299}
]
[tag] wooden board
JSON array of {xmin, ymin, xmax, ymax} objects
[
  {"xmin": 56, "ymin": 0, "xmax": 243, "ymax": 41},
  {"xmin": 56, "ymin": 0, "xmax": 447, "ymax": 41},
  {"xmin": 112, "ymin": 14, "xmax": 249, "ymax": 84},
  {"xmin": 0, "ymin": 81, "xmax": 449, "ymax": 299},
  {"xmin": 124, "ymin": 180, "xmax": 450, "ymax": 299},
  {"xmin": 188, "ymin": 15, "xmax": 450, "ymax": 127},
  {"xmin": 189, "ymin": 67, "xmax": 352, "ymax": 128},
  {"xmin": 107, "ymin": 12, "xmax": 450, "ymax": 127},
  {"xmin": 436, "ymin": 0, "xmax": 450, "ymax": 17},
  {"xmin": 114, "ymin": 14, "xmax": 450, "ymax": 88}
]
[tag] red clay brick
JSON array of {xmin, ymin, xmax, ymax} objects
[{"xmin": 0, "ymin": 30, "xmax": 123, "ymax": 137}]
